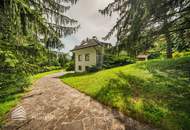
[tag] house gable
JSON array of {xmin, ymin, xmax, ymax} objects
[
  {"xmin": 71, "ymin": 37, "xmax": 111, "ymax": 72},
  {"xmin": 73, "ymin": 47, "xmax": 97, "ymax": 72}
]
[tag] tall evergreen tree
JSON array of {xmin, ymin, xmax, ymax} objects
[
  {"xmin": 100, "ymin": 0, "xmax": 190, "ymax": 58},
  {"xmin": 0, "ymin": 0, "xmax": 79, "ymax": 89},
  {"xmin": 1, "ymin": 0, "xmax": 79, "ymax": 39}
]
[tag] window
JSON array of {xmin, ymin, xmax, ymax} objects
[
  {"xmin": 78, "ymin": 66, "xmax": 82, "ymax": 70},
  {"xmin": 78, "ymin": 55, "xmax": 82, "ymax": 61},
  {"xmin": 85, "ymin": 54, "xmax": 90, "ymax": 61}
]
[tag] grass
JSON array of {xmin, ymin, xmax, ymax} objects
[
  {"xmin": 0, "ymin": 69, "xmax": 63, "ymax": 125},
  {"xmin": 61, "ymin": 57, "xmax": 190, "ymax": 130},
  {"xmin": 31, "ymin": 69, "xmax": 63, "ymax": 82}
]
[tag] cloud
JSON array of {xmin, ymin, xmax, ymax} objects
[{"xmin": 61, "ymin": 0, "xmax": 117, "ymax": 53}]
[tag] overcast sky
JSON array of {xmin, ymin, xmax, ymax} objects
[{"xmin": 61, "ymin": 0, "xmax": 117, "ymax": 53}]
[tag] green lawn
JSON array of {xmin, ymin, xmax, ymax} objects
[
  {"xmin": 31, "ymin": 69, "xmax": 64, "ymax": 82},
  {"xmin": 61, "ymin": 57, "xmax": 190, "ymax": 130},
  {"xmin": 0, "ymin": 69, "xmax": 63, "ymax": 125}
]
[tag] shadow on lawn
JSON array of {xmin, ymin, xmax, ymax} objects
[
  {"xmin": 61, "ymin": 57, "xmax": 190, "ymax": 129},
  {"xmin": 95, "ymin": 67, "xmax": 190, "ymax": 130}
]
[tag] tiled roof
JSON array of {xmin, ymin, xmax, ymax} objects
[{"xmin": 71, "ymin": 38, "xmax": 111, "ymax": 51}]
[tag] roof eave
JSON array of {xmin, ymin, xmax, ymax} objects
[{"xmin": 70, "ymin": 45, "xmax": 100, "ymax": 52}]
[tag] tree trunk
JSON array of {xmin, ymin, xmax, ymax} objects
[
  {"xmin": 20, "ymin": 13, "xmax": 27, "ymax": 35},
  {"xmin": 165, "ymin": 32, "xmax": 173, "ymax": 58},
  {"xmin": 164, "ymin": 19, "xmax": 173, "ymax": 59}
]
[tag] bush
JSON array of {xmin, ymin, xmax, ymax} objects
[
  {"xmin": 173, "ymin": 51, "xmax": 190, "ymax": 58},
  {"xmin": 39, "ymin": 66, "xmax": 61, "ymax": 73},
  {"xmin": 149, "ymin": 52, "xmax": 161, "ymax": 59},
  {"xmin": 26, "ymin": 64, "xmax": 61, "ymax": 74},
  {"xmin": 86, "ymin": 65, "xmax": 100, "ymax": 72},
  {"xmin": 0, "ymin": 73, "xmax": 30, "ymax": 99},
  {"xmin": 103, "ymin": 54, "xmax": 135, "ymax": 69},
  {"xmin": 65, "ymin": 61, "xmax": 75, "ymax": 71}
]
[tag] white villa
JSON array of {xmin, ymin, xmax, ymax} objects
[{"xmin": 71, "ymin": 36, "xmax": 112, "ymax": 72}]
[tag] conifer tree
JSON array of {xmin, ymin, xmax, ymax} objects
[{"xmin": 100, "ymin": 0, "xmax": 190, "ymax": 58}]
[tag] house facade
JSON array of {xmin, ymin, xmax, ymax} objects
[{"xmin": 71, "ymin": 36, "xmax": 111, "ymax": 72}]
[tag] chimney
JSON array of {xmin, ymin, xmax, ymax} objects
[{"xmin": 86, "ymin": 38, "xmax": 89, "ymax": 41}]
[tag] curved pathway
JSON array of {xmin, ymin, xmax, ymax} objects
[{"xmin": 3, "ymin": 72, "xmax": 157, "ymax": 130}]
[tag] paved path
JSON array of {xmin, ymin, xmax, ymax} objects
[{"xmin": 3, "ymin": 72, "xmax": 157, "ymax": 130}]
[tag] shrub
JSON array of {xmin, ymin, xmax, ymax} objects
[
  {"xmin": 86, "ymin": 65, "xmax": 100, "ymax": 72},
  {"xmin": 0, "ymin": 73, "xmax": 30, "ymax": 99},
  {"xmin": 26, "ymin": 64, "xmax": 61, "ymax": 74},
  {"xmin": 103, "ymin": 54, "xmax": 135, "ymax": 69},
  {"xmin": 173, "ymin": 51, "xmax": 190, "ymax": 58},
  {"xmin": 39, "ymin": 66, "xmax": 61, "ymax": 73},
  {"xmin": 148, "ymin": 52, "xmax": 161, "ymax": 59},
  {"xmin": 65, "ymin": 61, "xmax": 75, "ymax": 71}
]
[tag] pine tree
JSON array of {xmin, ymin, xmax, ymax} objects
[
  {"xmin": 100, "ymin": 0, "xmax": 190, "ymax": 58},
  {"xmin": 0, "ymin": 0, "xmax": 79, "ymax": 89},
  {"xmin": 1, "ymin": 0, "xmax": 79, "ymax": 39}
]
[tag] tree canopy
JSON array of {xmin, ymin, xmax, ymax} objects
[
  {"xmin": 1, "ymin": 0, "xmax": 79, "ymax": 38},
  {"xmin": 0, "ymin": 0, "xmax": 79, "ymax": 90},
  {"xmin": 100, "ymin": 0, "xmax": 190, "ymax": 58}
]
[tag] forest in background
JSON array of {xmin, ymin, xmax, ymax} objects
[{"xmin": 0, "ymin": 0, "xmax": 79, "ymax": 101}]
